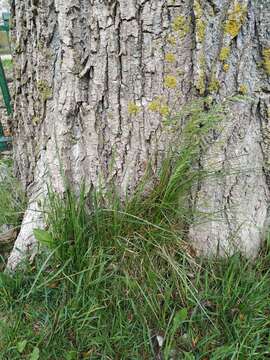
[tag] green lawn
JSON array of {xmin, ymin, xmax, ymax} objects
[{"xmin": 0, "ymin": 187, "xmax": 269, "ymax": 359}]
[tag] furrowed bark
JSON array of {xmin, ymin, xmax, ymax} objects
[
  {"xmin": 190, "ymin": 0, "xmax": 270, "ymax": 256},
  {"xmin": 8, "ymin": 0, "xmax": 270, "ymax": 268}
]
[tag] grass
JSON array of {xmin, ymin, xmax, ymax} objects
[
  {"xmin": 2, "ymin": 58, "xmax": 13, "ymax": 72},
  {"xmin": 0, "ymin": 98, "xmax": 269, "ymax": 359},
  {"xmin": 0, "ymin": 158, "xmax": 26, "ymax": 270},
  {"xmin": 0, "ymin": 158, "xmax": 25, "ymax": 229},
  {"xmin": 0, "ymin": 187, "xmax": 270, "ymax": 359}
]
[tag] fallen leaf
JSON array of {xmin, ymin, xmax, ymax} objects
[
  {"xmin": 239, "ymin": 313, "xmax": 245, "ymax": 321},
  {"xmin": 82, "ymin": 349, "xmax": 94, "ymax": 358},
  {"xmin": 47, "ymin": 282, "xmax": 59, "ymax": 289}
]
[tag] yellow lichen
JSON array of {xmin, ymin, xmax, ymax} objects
[
  {"xmin": 196, "ymin": 19, "xmax": 206, "ymax": 42},
  {"xmin": 194, "ymin": 0, "xmax": 206, "ymax": 42},
  {"xmin": 239, "ymin": 84, "xmax": 248, "ymax": 94},
  {"xmin": 160, "ymin": 105, "xmax": 170, "ymax": 116},
  {"xmin": 148, "ymin": 100, "xmax": 161, "ymax": 112},
  {"xmin": 195, "ymin": 56, "xmax": 206, "ymax": 95},
  {"xmin": 223, "ymin": 63, "xmax": 230, "ymax": 72},
  {"xmin": 37, "ymin": 80, "xmax": 52, "ymax": 101},
  {"xmin": 262, "ymin": 48, "xmax": 270, "ymax": 75},
  {"xmin": 205, "ymin": 96, "xmax": 214, "ymax": 106},
  {"xmin": 172, "ymin": 16, "xmax": 184, "ymax": 31},
  {"xmin": 148, "ymin": 98, "xmax": 170, "ymax": 116},
  {"xmin": 167, "ymin": 35, "xmax": 176, "ymax": 46},
  {"xmin": 224, "ymin": 3, "xmax": 247, "ymax": 38},
  {"xmin": 209, "ymin": 77, "xmax": 220, "ymax": 92},
  {"xmin": 128, "ymin": 102, "xmax": 140, "ymax": 115},
  {"xmin": 172, "ymin": 16, "xmax": 189, "ymax": 38},
  {"xmin": 165, "ymin": 53, "xmax": 176, "ymax": 63},
  {"xmin": 219, "ymin": 47, "xmax": 230, "ymax": 61},
  {"xmin": 199, "ymin": 55, "xmax": 206, "ymax": 67},
  {"xmin": 196, "ymin": 72, "xmax": 206, "ymax": 95},
  {"xmin": 194, "ymin": 0, "xmax": 203, "ymax": 18},
  {"xmin": 164, "ymin": 75, "xmax": 177, "ymax": 89}
]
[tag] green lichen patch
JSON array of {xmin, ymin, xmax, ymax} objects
[
  {"xmin": 164, "ymin": 75, "xmax": 177, "ymax": 89},
  {"xmin": 208, "ymin": 77, "xmax": 220, "ymax": 93},
  {"xmin": 196, "ymin": 19, "xmax": 206, "ymax": 42},
  {"xmin": 148, "ymin": 100, "xmax": 160, "ymax": 112},
  {"xmin": 195, "ymin": 56, "xmax": 206, "ymax": 96},
  {"xmin": 128, "ymin": 102, "xmax": 140, "ymax": 116},
  {"xmin": 167, "ymin": 35, "xmax": 176, "ymax": 46},
  {"xmin": 262, "ymin": 48, "xmax": 270, "ymax": 75},
  {"xmin": 37, "ymin": 80, "xmax": 52, "ymax": 101},
  {"xmin": 194, "ymin": 0, "xmax": 203, "ymax": 18},
  {"xmin": 223, "ymin": 63, "xmax": 230, "ymax": 72},
  {"xmin": 160, "ymin": 105, "xmax": 170, "ymax": 116},
  {"xmin": 148, "ymin": 97, "xmax": 170, "ymax": 116},
  {"xmin": 238, "ymin": 84, "xmax": 248, "ymax": 94},
  {"xmin": 224, "ymin": 3, "xmax": 247, "ymax": 38},
  {"xmin": 194, "ymin": 0, "xmax": 206, "ymax": 42},
  {"xmin": 165, "ymin": 53, "xmax": 176, "ymax": 63},
  {"xmin": 172, "ymin": 16, "xmax": 189, "ymax": 38},
  {"xmin": 196, "ymin": 72, "xmax": 206, "ymax": 96},
  {"xmin": 219, "ymin": 47, "xmax": 230, "ymax": 61}
]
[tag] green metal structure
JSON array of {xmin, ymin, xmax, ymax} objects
[
  {"xmin": 0, "ymin": 12, "xmax": 12, "ymax": 151},
  {"xmin": 0, "ymin": 12, "xmax": 9, "ymax": 32}
]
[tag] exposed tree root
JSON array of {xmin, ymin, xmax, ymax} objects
[
  {"xmin": 6, "ymin": 154, "xmax": 48, "ymax": 271},
  {"xmin": 6, "ymin": 197, "xmax": 45, "ymax": 271}
]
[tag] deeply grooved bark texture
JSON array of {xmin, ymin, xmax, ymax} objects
[
  {"xmin": 8, "ymin": 0, "xmax": 270, "ymax": 268},
  {"xmin": 13, "ymin": 0, "xmax": 193, "ymax": 193},
  {"xmin": 190, "ymin": 0, "xmax": 270, "ymax": 256}
]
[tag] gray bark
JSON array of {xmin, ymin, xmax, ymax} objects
[{"xmin": 7, "ymin": 0, "xmax": 270, "ymax": 269}]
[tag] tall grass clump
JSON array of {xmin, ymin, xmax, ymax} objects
[
  {"xmin": 0, "ymin": 158, "xmax": 26, "ymax": 269},
  {"xmin": 0, "ymin": 158, "xmax": 25, "ymax": 229},
  {"xmin": 0, "ymin": 99, "xmax": 269, "ymax": 359},
  {"xmin": 0, "ymin": 159, "xmax": 25, "ymax": 227}
]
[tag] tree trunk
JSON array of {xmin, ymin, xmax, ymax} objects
[{"xmin": 7, "ymin": 0, "xmax": 270, "ymax": 269}]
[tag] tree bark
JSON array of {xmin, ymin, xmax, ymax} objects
[{"xmin": 7, "ymin": 0, "xmax": 270, "ymax": 269}]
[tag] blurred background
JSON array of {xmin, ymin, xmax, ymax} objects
[{"xmin": 0, "ymin": 0, "xmax": 10, "ymax": 55}]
